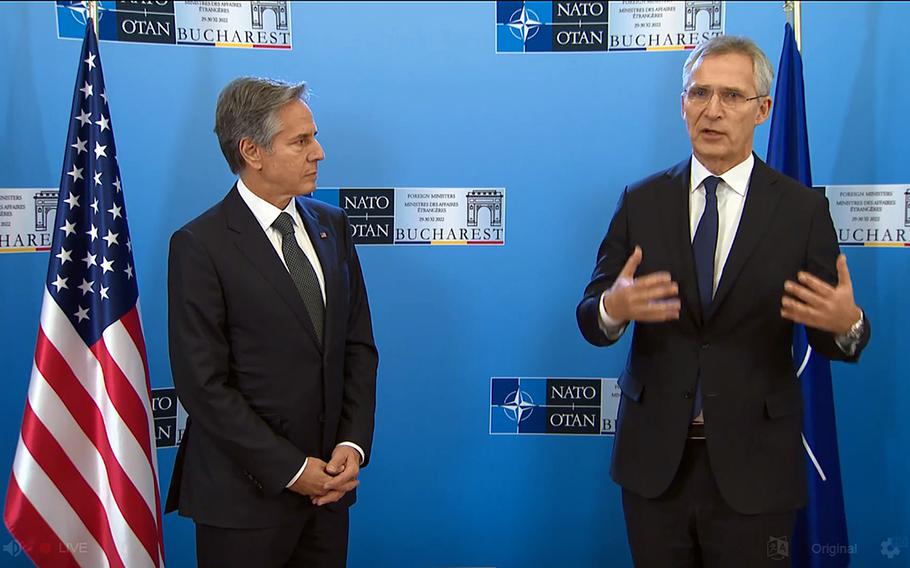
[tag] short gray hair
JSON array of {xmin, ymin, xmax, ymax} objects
[
  {"xmin": 682, "ymin": 36, "xmax": 774, "ymax": 97},
  {"xmin": 214, "ymin": 77, "xmax": 309, "ymax": 173}
]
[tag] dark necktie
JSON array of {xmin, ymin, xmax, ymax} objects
[
  {"xmin": 691, "ymin": 175, "xmax": 721, "ymax": 418},
  {"xmin": 272, "ymin": 212, "xmax": 324, "ymax": 344}
]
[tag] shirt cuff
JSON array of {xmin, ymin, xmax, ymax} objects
[
  {"xmin": 598, "ymin": 290, "xmax": 627, "ymax": 340},
  {"xmin": 337, "ymin": 442, "xmax": 365, "ymax": 465},
  {"xmin": 286, "ymin": 458, "xmax": 308, "ymax": 488}
]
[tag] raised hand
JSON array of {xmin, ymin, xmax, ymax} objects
[
  {"xmin": 781, "ymin": 254, "xmax": 862, "ymax": 334},
  {"xmin": 602, "ymin": 246, "xmax": 681, "ymax": 324}
]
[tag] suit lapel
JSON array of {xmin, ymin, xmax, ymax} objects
[
  {"xmin": 708, "ymin": 156, "xmax": 784, "ymax": 321},
  {"xmin": 296, "ymin": 197, "xmax": 339, "ymax": 349},
  {"xmin": 224, "ymin": 187, "xmax": 323, "ymax": 351},
  {"xmin": 661, "ymin": 159, "xmax": 703, "ymax": 327}
]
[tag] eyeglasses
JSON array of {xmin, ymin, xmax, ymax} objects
[{"xmin": 683, "ymin": 86, "xmax": 766, "ymax": 109}]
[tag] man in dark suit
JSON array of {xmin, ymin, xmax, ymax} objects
[
  {"xmin": 577, "ymin": 36, "xmax": 869, "ymax": 567},
  {"xmin": 165, "ymin": 77, "xmax": 378, "ymax": 568}
]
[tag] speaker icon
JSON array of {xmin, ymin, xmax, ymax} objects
[{"xmin": 3, "ymin": 539, "xmax": 22, "ymax": 557}]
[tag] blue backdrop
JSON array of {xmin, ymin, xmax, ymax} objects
[{"xmin": 1, "ymin": 2, "xmax": 907, "ymax": 567}]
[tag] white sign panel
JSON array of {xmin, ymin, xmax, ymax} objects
[
  {"xmin": 826, "ymin": 184, "xmax": 910, "ymax": 247},
  {"xmin": 0, "ymin": 188, "xmax": 58, "ymax": 253},
  {"xmin": 609, "ymin": 0, "xmax": 725, "ymax": 51}
]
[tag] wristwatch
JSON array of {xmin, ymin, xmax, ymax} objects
[{"xmin": 843, "ymin": 310, "xmax": 865, "ymax": 342}]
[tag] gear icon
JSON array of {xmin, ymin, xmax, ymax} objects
[{"xmin": 881, "ymin": 538, "xmax": 901, "ymax": 559}]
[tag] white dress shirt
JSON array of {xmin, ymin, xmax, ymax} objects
[
  {"xmin": 687, "ymin": 153, "xmax": 753, "ymax": 294},
  {"xmin": 236, "ymin": 178, "xmax": 364, "ymax": 487}
]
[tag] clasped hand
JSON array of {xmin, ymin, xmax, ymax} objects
[{"xmin": 289, "ymin": 445, "xmax": 361, "ymax": 506}]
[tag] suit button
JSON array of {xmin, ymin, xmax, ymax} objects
[
  {"xmin": 701, "ymin": 343, "xmax": 710, "ymax": 350},
  {"xmin": 683, "ymin": 390, "xmax": 693, "ymax": 399}
]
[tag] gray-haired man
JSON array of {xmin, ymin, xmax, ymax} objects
[
  {"xmin": 165, "ymin": 77, "xmax": 378, "ymax": 567},
  {"xmin": 577, "ymin": 36, "xmax": 869, "ymax": 566}
]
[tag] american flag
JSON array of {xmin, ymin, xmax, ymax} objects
[{"xmin": 3, "ymin": 18, "xmax": 165, "ymax": 568}]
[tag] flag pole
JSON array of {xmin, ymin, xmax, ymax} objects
[
  {"xmin": 784, "ymin": 0, "xmax": 803, "ymax": 52},
  {"xmin": 88, "ymin": 0, "xmax": 99, "ymax": 38}
]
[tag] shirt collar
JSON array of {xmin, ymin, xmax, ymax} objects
[
  {"xmin": 690, "ymin": 153, "xmax": 754, "ymax": 196},
  {"xmin": 236, "ymin": 177, "xmax": 301, "ymax": 232}
]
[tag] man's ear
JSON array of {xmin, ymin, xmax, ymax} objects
[
  {"xmin": 755, "ymin": 96, "xmax": 772, "ymax": 126},
  {"xmin": 238, "ymin": 138, "xmax": 263, "ymax": 171}
]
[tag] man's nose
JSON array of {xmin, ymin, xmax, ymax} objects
[
  {"xmin": 312, "ymin": 140, "xmax": 325, "ymax": 161},
  {"xmin": 704, "ymin": 91, "xmax": 724, "ymax": 116}
]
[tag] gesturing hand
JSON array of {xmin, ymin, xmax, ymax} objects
[
  {"xmin": 602, "ymin": 246, "xmax": 681, "ymax": 324},
  {"xmin": 781, "ymin": 254, "xmax": 862, "ymax": 334}
]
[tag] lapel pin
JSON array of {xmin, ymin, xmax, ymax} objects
[{"xmin": 320, "ymin": 231, "xmax": 327, "ymax": 239}]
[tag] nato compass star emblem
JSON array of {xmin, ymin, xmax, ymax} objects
[
  {"xmin": 63, "ymin": 1, "xmax": 110, "ymax": 26},
  {"xmin": 507, "ymin": 5, "xmax": 542, "ymax": 44},
  {"xmin": 502, "ymin": 389, "xmax": 535, "ymax": 423}
]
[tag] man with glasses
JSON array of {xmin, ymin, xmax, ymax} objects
[{"xmin": 577, "ymin": 36, "xmax": 869, "ymax": 566}]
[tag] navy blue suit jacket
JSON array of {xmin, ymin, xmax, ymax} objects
[
  {"xmin": 577, "ymin": 156, "xmax": 870, "ymax": 514},
  {"xmin": 165, "ymin": 186, "xmax": 378, "ymax": 528}
]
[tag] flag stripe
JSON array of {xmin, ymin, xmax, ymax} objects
[
  {"xmin": 103, "ymin": 312, "xmax": 153, "ymax": 419},
  {"xmin": 8, "ymin": 444, "xmax": 99, "ymax": 568},
  {"xmin": 40, "ymin": 293, "xmax": 158, "ymax": 513},
  {"xmin": 20, "ymin": 400, "xmax": 127, "ymax": 568},
  {"xmin": 34, "ymin": 326, "xmax": 160, "ymax": 564},
  {"xmin": 4, "ymin": 474, "xmax": 79, "ymax": 568},
  {"xmin": 122, "ymin": 305, "xmax": 151, "ymax": 391},
  {"xmin": 121, "ymin": 305, "xmax": 166, "ymax": 567},
  {"xmin": 27, "ymin": 365, "xmax": 157, "ymax": 568},
  {"xmin": 91, "ymin": 331, "xmax": 165, "ymax": 566},
  {"xmin": 91, "ymin": 332, "xmax": 154, "ymax": 463}
]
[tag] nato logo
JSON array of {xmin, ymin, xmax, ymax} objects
[
  {"xmin": 491, "ymin": 377, "xmax": 604, "ymax": 434},
  {"xmin": 57, "ymin": 0, "xmax": 176, "ymax": 44},
  {"xmin": 496, "ymin": 2, "xmax": 550, "ymax": 53},
  {"xmin": 490, "ymin": 378, "xmax": 548, "ymax": 434},
  {"xmin": 496, "ymin": 2, "xmax": 609, "ymax": 53}
]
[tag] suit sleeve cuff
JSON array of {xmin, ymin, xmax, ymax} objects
[
  {"xmin": 286, "ymin": 458, "xmax": 308, "ymax": 488},
  {"xmin": 337, "ymin": 442, "xmax": 365, "ymax": 465},
  {"xmin": 598, "ymin": 290, "xmax": 627, "ymax": 340}
]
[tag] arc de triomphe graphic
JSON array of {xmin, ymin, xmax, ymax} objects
[
  {"xmin": 684, "ymin": 1, "xmax": 722, "ymax": 31},
  {"xmin": 466, "ymin": 190, "xmax": 503, "ymax": 227},
  {"xmin": 34, "ymin": 190, "xmax": 58, "ymax": 232},
  {"xmin": 251, "ymin": 1, "xmax": 289, "ymax": 31}
]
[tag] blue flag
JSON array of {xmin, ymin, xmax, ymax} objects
[{"xmin": 767, "ymin": 23, "xmax": 850, "ymax": 568}]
